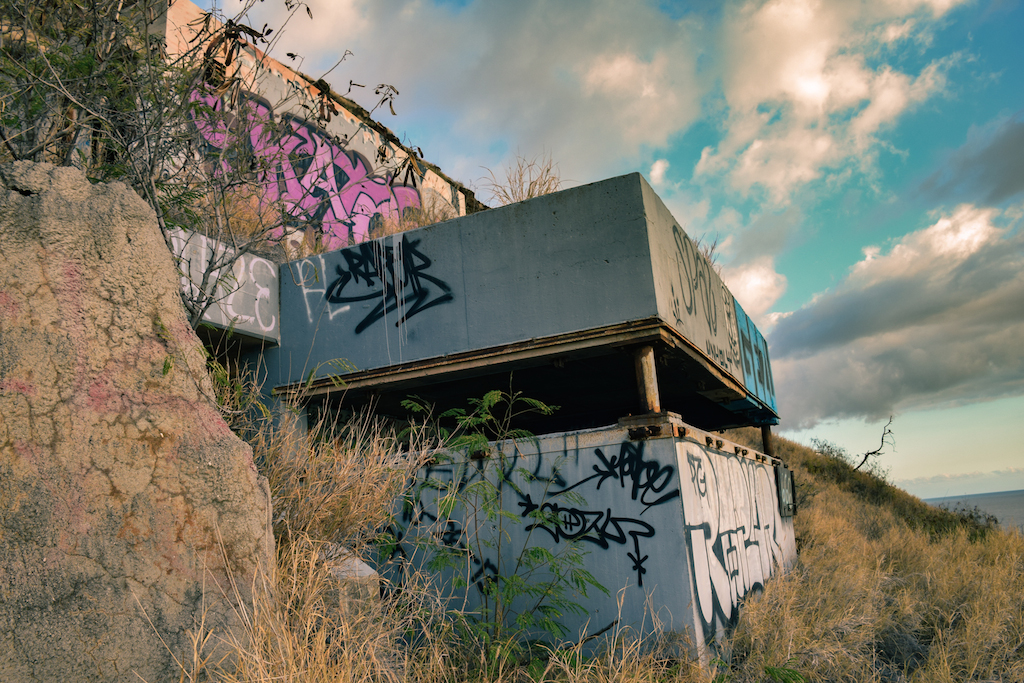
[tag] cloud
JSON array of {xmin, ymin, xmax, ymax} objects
[
  {"xmin": 717, "ymin": 207, "xmax": 800, "ymax": 324},
  {"xmin": 221, "ymin": 0, "xmax": 705, "ymax": 190},
  {"xmin": 721, "ymin": 256, "xmax": 788, "ymax": 324},
  {"xmin": 898, "ymin": 466, "xmax": 1024, "ymax": 488},
  {"xmin": 694, "ymin": 0, "xmax": 966, "ymax": 203},
  {"xmin": 650, "ymin": 159, "xmax": 670, "ymax": 186},
  {"xmin": 769, "ymin": 204, "xmax": 1024, "ymax": 428},
  {"xmin": 210, "ymin": 0, "xmax": 969, "ymax": 203},
  {"xmin": 919, "ymin": 111, "xmax": 1024, "ymax": 207}
]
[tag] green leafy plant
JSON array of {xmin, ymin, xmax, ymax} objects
[
  {"xmin": 764, "ymin": 661, "xmax": 807, "ymax": 683},
  {"xmin": 710, "ymin": 656, "xmax": 732, "ymax": 683},
  {"xmin": 400, "ymin": 389, "xmax": 608, "ymax": 674}
]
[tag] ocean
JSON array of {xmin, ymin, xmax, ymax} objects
[{"xmin": 924, "ymin": 489, "xmax": 1024, "ymax": 533}]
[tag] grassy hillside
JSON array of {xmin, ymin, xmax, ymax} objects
[
  {"xmin": 179, "ymin": 417, "xmax": 1024, "ymax": 682},
  {"xmin": 722, "ymin": 427, "xmax": 1023, "ymax": 683}
]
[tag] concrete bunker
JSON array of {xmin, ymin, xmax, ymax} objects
[
  {"xmin": 231, "ymin": 172, "xmax": 795, "ymax": 655},
  {"xmin": 261, "ymin": 172, "xmax": 777, "ymax": 435}
]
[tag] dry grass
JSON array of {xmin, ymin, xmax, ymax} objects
[
  {"xmin": 724, "ymin": 427, "xmax": 1024, "ymax": 683},
  {"xmin": 179, "ymin": 185, "xmax": 286, "ymax": 253},
  {"xmin": 482, "ymin": 153, "xmax": 562, "ymax": 206},
  {"xmin": 174, "ymin": 415, "xmax": 1023, "ymax": 682},
  {"xmin": 174, "ymin": 532, "xmax": 458, "ymax": 683},
  {"xmin": 693, "ymin": 233, "xmax": 722, "ymax": 274},
  {"xmin": 254, "ymin": 409, "xmax": 430, "ymax": 554},
  {"xmin": 269, "ymin": 194, "xmax": 461, "ymax": 256},
  {"xmin": 173, "ymin": 409, "xmax": 461, "ymax": 682},
  {"xmin": 372, "ymin": 194, "xmax": 460, "ymax": 238}
]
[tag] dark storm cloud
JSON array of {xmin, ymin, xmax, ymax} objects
[{"xmin": 769, "ymin": 205, "xmax": 1024, "ymax": 428}]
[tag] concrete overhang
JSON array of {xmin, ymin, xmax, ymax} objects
[{"xmin": 258, "ymin": 173, "xmax": 778, "ymax": 432}]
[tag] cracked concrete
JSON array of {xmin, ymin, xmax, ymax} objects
[{"xmin": 0, "ymin": 162, "xmax": 274, "ymax": 682}]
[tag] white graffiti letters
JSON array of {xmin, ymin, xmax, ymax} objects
[
  {"xmin": 168, "ymin": 228, "xmax": 279, "ymax": 338},
  {"xmin": 677, "ymin": 441, "xmax": 791, "ymax": 642}
]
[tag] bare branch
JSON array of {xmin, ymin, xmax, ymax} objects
[{"xmin": 854, "ymin": 416, "xmax": 895, "ymax": 471}]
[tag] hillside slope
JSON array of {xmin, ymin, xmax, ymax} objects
[
  {"xmin": 175, "ymin": 418, "xmax": 1023, "ymax": 682},
  {"xmin": 721, "ymin": 428, "xmax": 1024, "ymax": 683}
]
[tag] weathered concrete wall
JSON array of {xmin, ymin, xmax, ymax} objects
[
  {"xmin": 160, "ymin": 0, "xmax": 474, "ymax": 250},
  {"xmin": 0, "ymin": 162, "xmax": 274, "ymax": 682},
  {"xmin": 678, "ymin": 440, "xmax": 795, "ymax": 646},
  {"xmin": 260, "ymin": 173, "xmax": 777, "ymax": 419},
  {"xmin": 643, "ymin": 180, "xmax": 776, "ymax": 413},
  {"xmin": 264, "ymin": 173, "xmax": 655, "ymax": 380},
  {"xmin": 732, "ymin": 301, "xmax": 776, "ymax": 414},
  {"xmin": 168, "ymin": 228, "xmax": 280, "ymax": 342},
  {"xmin": 387, "ymin": 420, "xmax": 796, "ymax": 657}
]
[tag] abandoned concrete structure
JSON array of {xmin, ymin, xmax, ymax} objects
[
  {"xmin": 158, "ymin": 0, "xmax": 795, "ymax": 656},
  {"xmin": 189, "ymin": 170, "xmax": 794, "ymax": 656}
]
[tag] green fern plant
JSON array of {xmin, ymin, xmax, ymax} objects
[{"xmin": 400, "ymin": 389, "xmax": 607, "ymax": 674}]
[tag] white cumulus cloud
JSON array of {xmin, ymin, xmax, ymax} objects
[
  {"xmin": 218, "ymin": 0, "xmax": 706, "ymax": 188},
  {"xmin": 650, "ymin": 159, "xmax": 670, "ymax": 186},
  {"xmin": 695, "ymin": 0, "xmax": 967, "ymax": 204}
]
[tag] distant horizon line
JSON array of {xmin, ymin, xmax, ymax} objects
[{"xmin": 921, "ymin": 488, "xmax": 1024, "ymax": 502}]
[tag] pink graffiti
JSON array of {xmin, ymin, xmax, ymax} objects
[{"xmin": 189, "ymin": 90, "xmax": 421, "ymax": 249}]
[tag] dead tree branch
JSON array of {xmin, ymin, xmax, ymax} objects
[{"xmin": 855, "ymin": 415, "xmax": 895, "ymax": 471}]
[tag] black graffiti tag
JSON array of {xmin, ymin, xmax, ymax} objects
[
  {"xmin": 325, "ymin": 233, "xmax": 453, "ymax": 333},
  {"xmin": 592, "ymin": 442, "xmax": 680, "ymax": 511},
  {"xmin": 556, "ymin": 441, "xmax": 680, "ymax": 513},
  {"xmin": 519, "ymin": 495, "xmax": 655, "ymax": 586}
]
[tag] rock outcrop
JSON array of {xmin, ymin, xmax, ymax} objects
[{"xmin": 0, "ymin": 162, "xmax": 274, "ymax": 682}]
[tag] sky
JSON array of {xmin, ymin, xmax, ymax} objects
[{"xmin": 208, "ymin": 0, "xmax": 1024, "ymax": 499}]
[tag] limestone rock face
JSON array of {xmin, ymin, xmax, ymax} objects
[{"xmin": 0, "ymin": 162, "xmax": 274, "ymax": 682}]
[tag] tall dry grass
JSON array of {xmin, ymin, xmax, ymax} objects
[
  {"xmin": 173, "ymin": 409, "xmax": 463, "ymax": 682},
  {"xmin": 371, "ymin": 194, "xmax": 460, "ymax": 239},
  {"xmin": 724, "ymin": 428, "xmax": 1024, "ymax": 683},
  {"xmin": 252, "ymin": 411, "xmax": 426, "ymax": 553},
  {"xmin": 174, "ymin": 411, "xmax": 1022, "ymax": 682},
  {"xmin": 482, "ymin": 153, "xmax": 562, "ymax": 206}
]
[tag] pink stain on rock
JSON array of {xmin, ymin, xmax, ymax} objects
[
  {"xmin": 12, "ymin": 440, "xmax": 43, "ymax": 477},
  {"xmin": 86, "ymin": 374, "xmax": 123, "ymax": 413},
  {"xmin": 0, "ymin": 290, "xmax": 19, "ymax": 318},
  {"xmin": 1, "ymin": 378, "xmax": 35, "ymax": 397},
  {"xmin": 1, "ymin": 161, "xmax": 274, "ymax": 682}
]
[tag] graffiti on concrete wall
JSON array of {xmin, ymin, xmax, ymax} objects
[
  {"xmin": 668, "ymin": 225, "xmax": 744, "ymax": 381},
  {"xmin": 379, "ymin": 430, "xmax": 794, "ymax": 647},
  {"xmin": 670, "ymin": 225, "xmax": 719, "ymax": 338},
  {"xmin": 292, "ymin": 233, "xmax": 454, "ymax": 332},
  {"xmin": 190, "ymin": 90, "xmax": 421, "ymax": 249},
  {"xmin": 678, "ymin": 440, "xmax": 789, "ymax": 643},
  {"xmin": 665, "ymin": 223, "xmax": 778, "ymax": 412},
  {"xmin": 168, "ymin": 228, "xmax": 279, "ymax": 340},
  {"xmin": 517, "ymin": 494, "xmax": 656, "ymax": 586},
  {"xmin": 733, "ymin": 301, "xmax": 777, "ymax": 412},
  {"xmin": 325, "ymin": 233, "xmax": 453, "ymax": 334},
  {"xmin": 389, "ymin": 439, "xmax": 681, "ymax": 595},
  {"xmin": 388, "ymin": 447, "xmax": 536, "ymax": 594},
  {"xmin": 517, "ymin": 441, "xmax": 682, "ymax": 586},
  {"xmin": 553, "ymin": 441, "xmax": 681, "ymax": 511}
]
